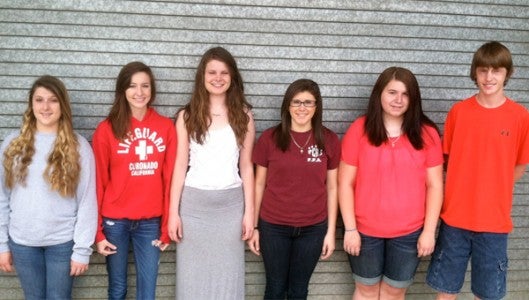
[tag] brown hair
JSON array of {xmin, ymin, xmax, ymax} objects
[
  {"xmin": 274, "ymin": 79, "xmax": 325, "ymax": 151},
  {"xmin": 470, "ymin": 41, "xmax": 513, "ymax": 86},
  {"xmin": 364, "ymin": 67, "xmax": 438, "ymax": 150},
  {"xmin": 108, "ymin": 61, "xmax": 156, "ymax": 140},
  {"xmin": 3, "ymin": 75, "xmax": 80, "ymax": 197},
  {"xmin": 183, "ymin": 47, "xmax": 252, "ymax": 146}
]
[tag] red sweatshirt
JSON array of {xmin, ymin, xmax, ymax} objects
[{"xmin": 92, "ymin": 108, "xmax": 177, "ymax": 244}]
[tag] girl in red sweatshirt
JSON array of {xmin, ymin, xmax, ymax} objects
[{"xmin": 92, "ymin": 61, "xmax": 176, "ymax": 299}]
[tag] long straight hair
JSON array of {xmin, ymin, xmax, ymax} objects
[
  {"xmin": 108, "ymin": 61, "xmax": 156, "ymax": 140},
  {"xmin": 274, "ymin": 79, "xmax": 325, "ymax": 152},
  {"xmin": 364, "ymin": 67, "xmax": 438, "ymax": 150},
  {"xmin": 183, "ymin": 47, "xmax": 252, "ymax": 146},
  {"xmin": 3, "ymin": 75, "xmax": 81, "ymax": 197}
]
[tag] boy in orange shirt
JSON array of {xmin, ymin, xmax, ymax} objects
[{"xmin": 426, "ymin": 41, "xmax": 529, "ymax": 299}]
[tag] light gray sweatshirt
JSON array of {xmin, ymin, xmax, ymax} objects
[{"xmin": 0, "ymin": 131, "xmax": 97, "ymax": 264}]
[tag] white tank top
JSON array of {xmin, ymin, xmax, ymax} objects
[{"xmin": 184, "ymin": 125, "xmax": 242, "ymax": 190}]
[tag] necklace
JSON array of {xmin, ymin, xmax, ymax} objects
[
  {"xmin": 388, "ymin": 135, "xmax": 401, "ymax": 147},
  {"xmin": 290, "ymin": 131, "xmax": 312, "ymax": 153}
]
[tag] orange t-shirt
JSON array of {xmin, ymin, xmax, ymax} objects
[{"xmin": 442, "ymin": 96, "xmax": 529, "ymax": 233}]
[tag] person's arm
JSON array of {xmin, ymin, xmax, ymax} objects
[
  {"xmin": 92, "ymin": 124, "xmax": 118, "ymax": 256},
  {"xmin": 168, "ymin": 111, "xmax": 190, "ymax": 243},
  {"xmin": 417, "ymin": 164, "xmax": 443, "ymax": 257},
  {"xmin": 157, "ymin": 120, "xmax": 178, "ymax": 250},
  {"xmin": 0, "ymin": 139, "xmax": 13, "ymax": 272},
  {"xmin": 71, "ymin": 137, "xmax": 98, "ymax": 275},
  {"xmin": 239, "ymin": 111, "xmax": 256, "ymax": 241},
  {"xmin": 514, "ymin": 164, "xmax": 527, "ymax": 182},
  {"xmin": 247, "ymin": 165, "xmax": 266, "ymax": 256},
  {"xmin": 321, "ymin": 168, "xmax": 337, "ymax": 259},
  {"xmin": 338, "ymin": 161, "xmax": 361, "ymax": 256}
]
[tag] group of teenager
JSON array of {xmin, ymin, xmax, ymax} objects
[{"xmin": 0, "ymin": 40, "xmax": 527, "ymax": 300}]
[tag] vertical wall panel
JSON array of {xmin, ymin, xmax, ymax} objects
[{"xmin": 0, "ymin": 0, "xmax": 528, "ymax": 299}]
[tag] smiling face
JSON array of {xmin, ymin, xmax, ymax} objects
[
  {"xmin": 475, "ymin": 66, "xmax": 508, "ymax": 98},
  {"xmin": 32, "ymin": 87, "xmax": 62, "ymax": 133},
  {"xmin": 289, "ymin": 91, "xmax": 316, "ymax": 132},
  {"xmin": 125, "ymin": 71, "xmax": 152, "ymax": 117},
  {"xmin": 204, "ymin": 59, "xmax": 231, "ymax": 97},
  {"xmin": 381, "ymin": 79, "xmax": 409, "ymax": 120}
]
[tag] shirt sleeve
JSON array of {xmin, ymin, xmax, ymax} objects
[
  {"xmin": 326, "ymin": 129, "xmax": 341, "ymax": 170},
  {"xmin": 252, "ymin": 129, "xmax": 272, "ymax": 167},
  {"xmin": 91, "ymin": 122, "xmax": 111, "ymax": 243},
  {"xmin": 341, "ymin": 118, "xmax": 363, "ymax": 166},
  {"xmin": 0, "ymin": 134, "xmax": 16, "ymax": 254},
  {"xmin": 71, "ymin": 136, "xmax": 98, "ymax": 264},
  {"xmin": 443, "ymin": 106, "xmax": 456, "ymax": 156},
  {"xmin": 423, "ymin": 125, "xmax": 444, "ymax": 167},
  {"xmin": 516, "ymin": 109, "xmax": 529, "ymax": 165}
]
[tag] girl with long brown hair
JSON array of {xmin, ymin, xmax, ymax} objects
[
  {"xmin": 92, "ymin": 62, "xmax": 177, "ymax": 299},
  {"xmin": 339, "ymin": 67, "xmax": 443, "ymax": 299},
  {"xmin": 168, "ymin": 47, "xmax": 255, "ymax": 299}
]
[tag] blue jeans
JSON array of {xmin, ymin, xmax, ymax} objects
[
  {"xmin": 103, "ymin": 217, "xmax": 161, "ymax": 300},
  {"xmin": 426, "ymin": 221, "xmax": 508, "ymax": 300},
  {"xmin": 259, "ymin": 218, "xmax": 327, "ymax": 300},
  {"xmin": 9, "ymin": 239, "xmax": 74, "ymax": 300},
  {"xmin": 347, "ymin": 228, "xmax": 422, "ymax": 289}
]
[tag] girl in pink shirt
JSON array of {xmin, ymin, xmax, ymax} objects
[{"xmin": 339, "ymin": 67, "xmax": 443, "ymax": 299}]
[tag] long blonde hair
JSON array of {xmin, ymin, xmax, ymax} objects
[{"xmin": 3, "ymin": 75, "xmax": 80, "ymax": 198}]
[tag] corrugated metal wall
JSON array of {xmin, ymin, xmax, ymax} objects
[{"xmin": 0, "ymin": 0, "xmax": 528, "ymax": 299}]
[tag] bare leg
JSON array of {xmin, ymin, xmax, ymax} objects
[
  {"xmin": 353, "ymin": 282, "xmax": 381, "ymax": 300},
  {"xmin": 436, "ymin": 292, "xmax": 458, "ymax": 300},
  {"xmin": 379, "ymin": 281, "xmax": 406, "ymax": 300}
]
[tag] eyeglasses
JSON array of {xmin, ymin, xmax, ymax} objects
[{"xmin": 290, "ymin": 99, "xmax": 317, "ymax": 107}]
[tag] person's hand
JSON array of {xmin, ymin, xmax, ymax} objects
[
  {"xmin": 96, "ymin": 239, "xmax": 117, "ymax": 256},
  {"xmin": 0, "ymin": 252, "xmax": 14, "ymax": 273},
  {"xmin": 70, "ymin": 260, "xmax": 89, "ymax": 276},
  {"xmin": 417, "ymin": 231, "xmax": 435, "ymax": 257},
  {"xmin": 152, "ymin": 239, "xmax": 170, "ymax": 251},
  {"xmin": 320, "ymin": 232, "xmax": 335, "ymax": 259},
  {"xmin": 343, "ymin": 230, "xmax": 361, "ymax": 256},
  {"xmin": 247, "ymin": 230, "xmax": 260, "ymax": 256},
  {"xmin": 168, "ymin": 214, "xmax": 183, "ymax": 243},
  {"xmin": 241, "ymin": 212, "xmax": 254, "ymax": 241}
]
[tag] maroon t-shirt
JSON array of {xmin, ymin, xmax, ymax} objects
[{"xmin": 252, "ymin": 127, "xmax": 340, "ymax": 227}]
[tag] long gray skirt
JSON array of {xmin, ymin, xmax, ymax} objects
[{"xmin": 176, "ymin": 186, "xmax": 245, "ymax": 300}]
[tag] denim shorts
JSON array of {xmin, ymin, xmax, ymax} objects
[
  {"xmin": 347, "ymin": 228, "xmax": 422, "ymax": 288},
  {"xmin": 426, "ymin": 221, "xmax": 508, "ymax": 300}
]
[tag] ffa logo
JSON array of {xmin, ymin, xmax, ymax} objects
[{"xmin": 307, "ymin": 145, "xmax": 323, "ymax": 162}]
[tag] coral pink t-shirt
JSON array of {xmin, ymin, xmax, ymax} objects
[{"xmin": 341, "ymin": 116, "xmax": 443, "ymax": 238}]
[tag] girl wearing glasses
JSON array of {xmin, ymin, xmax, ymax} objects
[
  {"xmin": 248, "ymin": 79, "xmax": 340, "ymax": 299},
  {"xmin": 339, "ymin": 67, "xmax": 443, "ymax": 299}
]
